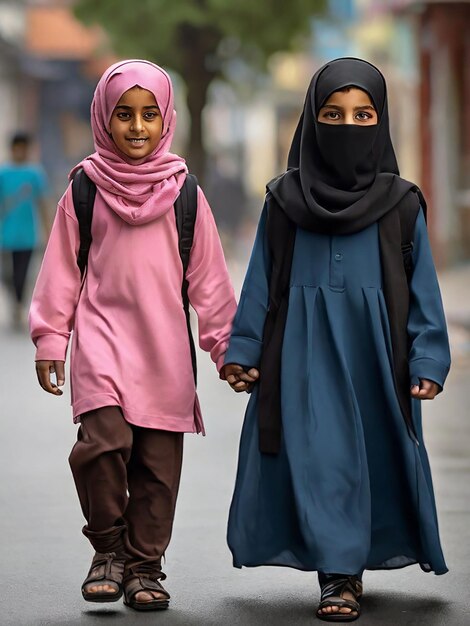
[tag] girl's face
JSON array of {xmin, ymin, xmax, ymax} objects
[
  {"xmin": 109, "ymin": 86, "xmax": 163, "ymax": 159},
  {"xmin": 317, "ymin": 87, "xmax": 378, "ymax": 126}
]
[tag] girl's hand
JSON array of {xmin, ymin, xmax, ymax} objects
[
  {"xmin": 410, "ymin": 378, "xmax": 440, "ymax": 400},
  {"xmin": 35, "ymin": 360, "xmax": 66, "ymax": 396},
  {"xmin": 221, "ymin": 364, "xmax": 259, "ymax": 393}
]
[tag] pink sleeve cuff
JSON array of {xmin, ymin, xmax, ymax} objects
[
  {"xmin": 216, "ymin": 349, "xmax": 228, "ymax": 373},
  {"xmin": 34, "ymin": 333, "xmax": 70, "ymax": 362}
]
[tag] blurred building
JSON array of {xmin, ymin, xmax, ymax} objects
[
  {"xmin": 0, "ymin": 2, "xmax": 26, "ymax": 163},
  {"xmin": 399, "ymin": 0, "xmax": 469, "ymax": 266},
  {"xmin": 0, "ymin": 0, "xmax": 111, "ymax": 196},
  {"xmin": 356, "ymin": 0, "xmax": 470, "ymax": 265},
  {"xmin": 1, "ymin": 1, "xmax": 467, "ymax": 266}
]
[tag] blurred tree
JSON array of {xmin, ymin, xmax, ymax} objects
[{"xmin": 74, "ymin": 0, "xmax": 326, "ymax": 181}]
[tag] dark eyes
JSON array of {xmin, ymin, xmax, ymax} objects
[
  {"xmin": 321, "ymin": 110, "xmax": 374, "ymax": 122},
  {"xmin": 143, "ymin": 111, "xmax": 160, "ymax": 120},
  {"xmin": 115, "ymin": 110, "xmax": 160, "ymax": 121}
]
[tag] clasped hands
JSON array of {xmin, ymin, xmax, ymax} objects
[
  {"xmin": 220, "ymin": 363, "xmax": 440, "ymax": 400},
  {"xmin": 220, "ymin": 364, "xmax": 259, "ymax": 393}
]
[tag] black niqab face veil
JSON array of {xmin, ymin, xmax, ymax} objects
[
  {"xmin": 259, "ymin": 58, "xmax": 426, "ymax": 456},
  {"xmin": 268, "ymin": 58, "xmax": 416, "ymax": 232}
]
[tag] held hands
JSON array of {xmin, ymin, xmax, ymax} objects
[
  {"xmin": 220, "ymin": 363, "xmax": 259, "ymax": 393},
  {"xmin": 35, "ymin": 360, "xmax": 66, "ymax": 396},
  {"xmin": 410, "ymin": 378, "xmax": 440, "ymax": 400},
  {"xmin": 34, "ymin": 360, "xmax": 439, "ymax": 400}
]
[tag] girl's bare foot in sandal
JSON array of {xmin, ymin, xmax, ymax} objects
[
  {"xmin": 123, "ymin": 565, "xmax": 170, "ymax": 611},
  {"xmin": 317, "ymin": 574, "xmax": 362, "ymax": 622},
  {"xmin": 86, "ymin": 583, "xmax": 118, "ymax": 595},
  {"xmin": 81, "ymin": 552, "xmax": 126, "ymax": 603},
  {"xmin": 134, "ymin": 589, "xmax": 169, "ymax": 603}
]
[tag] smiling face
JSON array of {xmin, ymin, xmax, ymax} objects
[
  {"xmin": 317, "ymin": 87, "xmax": 378, "ymax": 126},
  {"xmin": 109, "ymin": 86, "xmax": 163, "ymax": 159}
]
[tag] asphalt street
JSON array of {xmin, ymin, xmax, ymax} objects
[{"xmin": 0, "ymin": 261, "xmax": 469, "ymax": 626}]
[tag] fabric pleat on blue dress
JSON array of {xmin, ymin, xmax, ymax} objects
[{"xmin": 225, "ymin": 207, "xmax": 450, "ymax": 576}]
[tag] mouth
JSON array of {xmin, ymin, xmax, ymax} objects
[{"xmin": 126, "ymin": 138, "xmax": 149, "ymax": 146}]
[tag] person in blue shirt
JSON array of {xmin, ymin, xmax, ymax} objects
[
  {"xmin": 221, "ymin": 58, "xmax": 451, "ymax": 622},
  {"xmin": 0, "ymin": 132, "xmax": 49, "ymax": 327}
]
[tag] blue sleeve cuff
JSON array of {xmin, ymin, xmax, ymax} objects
[
  {"xmin": 409, "ymin": 357, "xmax": 450, "ymax": 390},
  {"xmin": 224, "ymin": 336, "xmax": 263, "ymax": 369}
]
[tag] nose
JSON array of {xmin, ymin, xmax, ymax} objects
[{"xmin": 131, "ymin": 115, "xmax": 144, "ymax": 133}]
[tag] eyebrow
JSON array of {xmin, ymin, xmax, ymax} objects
[
  {"xmin": 115, "ymin": 105, "xmax": 160, "ymax": 110},
  {"xmin": 321, "ymin": 104, "xmax": 376, "ymax": 112}
]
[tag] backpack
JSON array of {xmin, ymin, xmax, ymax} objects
[
  {"xmin": 399, "ymin": 188, "xmax": 425, "ymax": 284},
  {"xmin": 71, "ymin": 169, "xmax": 199, "ymax": 384}
]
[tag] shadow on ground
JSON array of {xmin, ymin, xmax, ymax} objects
[{"xmin": 221, "ymin": 589, "xmax": 454, "ymax": 626}]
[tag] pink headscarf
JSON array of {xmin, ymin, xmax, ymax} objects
[{"xmin": 72, "ymin": 59, "xmax": 188, "ymax": 225}]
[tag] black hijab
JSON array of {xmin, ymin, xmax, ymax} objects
[
  {"xmin": 267, "ymin": 57, "xmax": 417, "ymax": 230},
  {"xmin": 258, "ymin": 58, "xmax": 424, "ymax": 455}
]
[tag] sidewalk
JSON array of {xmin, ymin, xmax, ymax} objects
[
  {"xmin": 0, "ymin": 259, "xmax": 468, "ymax": 625},
  {"xmin": 438, "ymin": 263, "xmax": 470, "ymax": 367}
]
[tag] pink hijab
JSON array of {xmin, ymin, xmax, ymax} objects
[{"xmin": 72, "ymin": 59, "xmax": 188, "ymax": 225}]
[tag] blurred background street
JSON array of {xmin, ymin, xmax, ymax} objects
[{"xmin": 0, "ymin": 0, "xmax": 469, "ymax": 624}]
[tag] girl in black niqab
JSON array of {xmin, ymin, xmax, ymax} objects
[
  {"xmin": 270, "ymin": 57, "xmax": 417, "ymax": 226},
  {"xmin": 221, "ymin": 58, "xmax": 450, "ymax": 622}
]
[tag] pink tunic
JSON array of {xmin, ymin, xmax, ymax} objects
[{"xmin": 29, "ymin": 183, "xmax": 237, "ymax": 433}]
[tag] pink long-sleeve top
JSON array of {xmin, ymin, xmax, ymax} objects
[{"xmin": 29, "ymin": 183, "xmax": 237, "ymax": 433}]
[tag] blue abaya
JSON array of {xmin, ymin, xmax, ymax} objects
[{"xmin": 225, "ymin": 207, "xmax": 450, "ymax": 575}]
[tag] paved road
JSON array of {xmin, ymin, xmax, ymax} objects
[{"xmin": 0, "ymin": 264, "xmax": 469, "ymax": 625}]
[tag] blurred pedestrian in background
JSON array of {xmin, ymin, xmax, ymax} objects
[
  {"xmin": 0, "ymin": 132, "xmax": 49, "ymax": 330},
  {"xmin": 205, "ymin": 151, "xmax": 249, "ymax": 257}
]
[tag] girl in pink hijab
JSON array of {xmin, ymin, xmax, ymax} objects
[{"xmin": 29, "ymin": 60, "xmax": 237, "ymax": 610}]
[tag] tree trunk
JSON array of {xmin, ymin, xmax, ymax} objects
[
  {"xmin": 185, "ymin": 74, "xmax": 211, "ymax": 184},
  {"xmin": 179, "ymin": 24, "xmax": 220, "ymax": 186}
]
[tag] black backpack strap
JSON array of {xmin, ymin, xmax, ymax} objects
[
  {"xmin": 72, "ymin": 168, "xmax": 96, "ymax": 278},
  {"xmin": 174, "ymin": 174, "xmax": 199, "ymax": 384},
  {"xmin": 398, "ymin": 189, "xmax": 422, "ymax": 284}
]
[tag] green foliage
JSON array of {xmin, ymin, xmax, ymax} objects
[
  {"xmin": 74, "ymin": 0, "xmax": 326, "ymax": 177},
  {"xmin": 74, "ymin": 0, "xmax": 326, "ymax": 75}
]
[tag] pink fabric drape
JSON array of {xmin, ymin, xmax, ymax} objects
[{"xmin": 71, "ymin": 59, "xmax": 188, "ymax": 225}]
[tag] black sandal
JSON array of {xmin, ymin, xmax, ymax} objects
[
  {"xmin": 81, "ymin": 551, "xmax": 126, "ymax": 603},
  {"xmin": 123, "ymin": 566, "xmax": 170, "ymax": 611},
  {"xmin": 317, "ymin": 575, "xmax": 362, "ymax": 622}
]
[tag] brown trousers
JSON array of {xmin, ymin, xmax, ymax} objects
[{"xmin": 69, "ymin": 406, "xmax": 183, "ymax": 578}]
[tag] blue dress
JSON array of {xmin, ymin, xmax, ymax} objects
[{"xmin": 225, "ymin": 207, "xmax": 450, "ymax": 575}]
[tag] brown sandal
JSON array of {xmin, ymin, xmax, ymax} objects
[
  {"xmin": 81, "ymin": 551, "xmax": 126, "ymax": 603},
  {"xmin": 123, "ymin": 566, "xmax": 170, "ymax": 611},
  {"xmin": 317, "ymin": 575, "xmax": 363, "ymax": 622}
]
